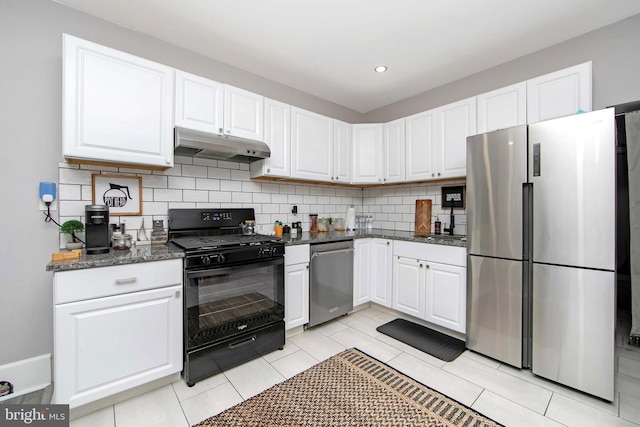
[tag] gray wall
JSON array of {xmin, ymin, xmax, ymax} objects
[
  {"xmin": 0, "ymin": 0, "xmax": 362, "ymax": 366},
  {"xmin": 1, "ymin": 0, "xmax": 639, "ymax": 367},
  {"xmin": 363, "ymin": 13, "xmax": 640, "ymax": 122}
]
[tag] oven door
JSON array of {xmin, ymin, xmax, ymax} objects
[{"xmin": 185, "ymin": 257, "xmax": 284, "ymax": 350}]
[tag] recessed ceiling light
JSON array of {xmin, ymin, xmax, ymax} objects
[{"xmin": 374, "ymin": 65, "xmax": 388, "ymax": 73}]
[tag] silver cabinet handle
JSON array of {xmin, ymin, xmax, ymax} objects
[
  {"xmin": 175, "ymin": 290, "xmax": 181, "ymax": 298},
  {"xmin": 115, "ymin": 277, "xmax": 137, "ymax": 284}
]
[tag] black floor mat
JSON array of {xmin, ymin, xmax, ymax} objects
[{"xmin": 376, "ymin": 318, "xmax": 466, "ymax": 362}]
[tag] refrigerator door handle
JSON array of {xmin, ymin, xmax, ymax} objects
[{"xmin": 523, "ymin": 182, "xmax": 533, "ymax": 262}]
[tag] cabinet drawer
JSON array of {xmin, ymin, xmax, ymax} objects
[
  {"xmin": 393, "ymin": 241, "xmax": 466, "ymax": 267},
  {"xmin": 54, "ymin": 259, "xmax": 183, "ymax": 304},
  {"xmin": 285, "ymin": 244, "xmax": 310, "ymax": 265}
]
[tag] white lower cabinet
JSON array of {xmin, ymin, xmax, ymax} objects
[
  {"xmin": 353, "ymin": 238, "xmax": 372, "ymax": 306},
  {"xmin": 425, "ymin": 261, "xmax": 466, "ymax": 333},
  {"xmin": 284, "ymin": 244, "xmax": 310, "ymax": 329},
  {"xmin": 392, "ymin": 241, "xmax": 466, "ymax": 333},
  {"xmin": 392, "ymin": 256, "xmax": 426, "ymax": 318},
  {"xmin": 370, "ymin": 239, "xmax": 393, "ymax": 307},
  {"xmin": 353, "ymin": 239, "xmax": 392, "ymax": 308},
  {"xmin": 53, "ymin": 259, "xmax": 183, "ymax": 408}
]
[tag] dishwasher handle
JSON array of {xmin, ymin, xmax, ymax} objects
[{"xmin": 311, "ymin": 248, "xmax": 354, "ymax": 259}]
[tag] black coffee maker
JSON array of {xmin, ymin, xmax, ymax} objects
[{"xmin": 85, "ymin": 205, "xmax": 110, "ymax": 254}]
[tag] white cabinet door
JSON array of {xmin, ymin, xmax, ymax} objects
[
  {"xmin": 405, "ymin": 110, "xmax": 437, "ymax": 182},
  {"xmin": 54, "ymin": 285, "xmax": 182, "ymax": 408},
  {"xmin": 285, "ymin": 262, "xmax": 309, "ymax": 329},
  {"xmin": 436, "ymin": 97, "xmax": 476, "ymax": 179},
  {"xmin": 63, "ymin": 34, "xmax": 174, "ymax": 169},
  {"xmin": 425, "ymin": 262, "xmax": 466, "ymax": 333},
  {"xmin": 370, "ymin": 239, "xmax": 393, "ymax": 307},
  {"xmin": 352, "ymin": 124, "xmax": 383, "ymax": 184},
  {"xmin": 333, "ymin": 119, "xmax": 352, "ymax": 183},
  {"xmin": 223, "ymin": 84, "xmax": 264, "ymax": 141},
  {"xmin": 353, "ymin": 238, "xmax": 372, "ymax": 306},
  {"xmin": 383, "ymin": 119, "xmax": 405, "ymax": 183},
  {"xmin": 527, "ymin": 61, "xmax": 592, "ymax": 124},
  {"xmin": 251, "ymin": 99, "xmax": 291, "ymax": 178},
  {"xmin": 477, "ymin": 82, "xmax": 527, "ymax": 133},
  {"xmin": 175, "ymin": 70, "xmax": 224, "ymax": 134},
  {"xmin": 291, "ymin": 107, "xmax": 333, "ymax": 182},
  {"xmin": 392, "ymin": 256, "xmax": 426, "ymax": 318}
]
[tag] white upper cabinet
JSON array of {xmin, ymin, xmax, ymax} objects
[
  {"xmin": 383, "ymin": 118, "xmax": 406, "ymax": 183},
  {"xmin": 223, "ymin": 84, "xmax": 264, "ymax": 141},
  {"xmin": 405, "ymin": 110, "xmax": 437, "ymax": 182},
  {"xmin": 175, "ymin": 72, "xmax": 263, "ymax": 141},
  {"xmin": 175, "ymin": 70, "xmax": 224, "ymax": 134},
  {"xmin": 436, "ymin": 97, "xmax": 476, "ymax": 179},
  {"xmin": 251, "ymin": 99, "xmax": 291, "ymax": 178},
  {"xmin": 527, "ymin": 61, "xmax": 592, "ymax": 124},
  {"xmin": 63, "ymin": 34, "xmax": 174, "ymax": 169},
  {"xmin": 333, "ymin": 119, "xmax": 352, "ymax": 183},
  {"xmin": 477, "ymin": 82, "xmax": 527, "ymax": 133},
  {"xmin": 291, "ymin": 107, "xmax": 333, "ymax": 182},
  {"xmin": 352, "ymin": 124, "xmax": 383, "ymax": 184}
]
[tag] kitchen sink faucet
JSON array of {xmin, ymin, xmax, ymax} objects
[{"xmin": 443, "ymin": 207, "xmax": 455, "ymax": 236}]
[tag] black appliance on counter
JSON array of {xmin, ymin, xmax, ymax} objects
[
  {"xmin": 169, "ymin": 208, "xmax": 285, "ymax": 387},
  {"xmin": 85, "ymin": 205, "xmax": 110, "ymax": 254}
]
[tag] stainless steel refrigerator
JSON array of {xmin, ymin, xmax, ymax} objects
[{"xmin": 466, "ymin": 108, "xmax": 616, "ymax": 401}]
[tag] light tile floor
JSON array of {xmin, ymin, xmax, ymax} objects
[{"xmin": 71, "ymin": 306, "xmax": 640, "ymax": 427}]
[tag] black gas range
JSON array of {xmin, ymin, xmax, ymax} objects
[{"xmin": 169, "ymin": 208, "xmax": 285, "ymax": 387}]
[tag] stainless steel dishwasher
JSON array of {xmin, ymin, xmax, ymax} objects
[{"xmin": 308, "ymin": 240, "xmax": 354, "ymax": 327}]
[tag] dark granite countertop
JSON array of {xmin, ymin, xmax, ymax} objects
[
  {"xmin": 46, "ymin": 244, "xmax": 185, "ymax": 272},
  {"xmin": 280, "ymin": 228, "xmax": 467, "ymax": 248},
  {"xmin": 46, "ymin": 229, "xmax": 465, "ymax": 272}
]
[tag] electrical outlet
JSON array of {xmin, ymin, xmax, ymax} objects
[{"xmin": 39, "ymin": 199, "xmax": 57, "ymax": 211}]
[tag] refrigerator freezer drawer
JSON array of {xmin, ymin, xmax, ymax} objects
[
  {"xmin": 532, "ymin": 263, "xmax": 615, "ymax": 401},
  {"xmin": 466, "ymin": 255, "xmax": 525, "ymax": 368}
]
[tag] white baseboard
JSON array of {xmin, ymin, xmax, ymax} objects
[{"xmin": 0, "ymin": 354, "xmax": 52, "ymax": 403}]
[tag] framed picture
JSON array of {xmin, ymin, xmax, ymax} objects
[
  {"xmin": 92, "ymin": 174, "xmax": 142, "ymax": 216},
  {"xmin": 442, "ymin": 185, "xmax": 465, "ymax": 209}
]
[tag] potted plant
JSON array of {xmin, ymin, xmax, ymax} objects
[{"xmin": 61, "ymin": 220, "xmax": 84, "ymax": 249}]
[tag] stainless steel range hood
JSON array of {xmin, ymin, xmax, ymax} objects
[{"xmin": 174, "ymin": 127, "xmax": 270, "ymax": 163}]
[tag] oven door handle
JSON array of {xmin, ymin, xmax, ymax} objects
[
  {"xmin": 228, "ymin": 335, "xmax": 257, "ymax": 349},
  {"xmin": 186, "ymin": 258, "xmax": 283, "ymax": 281}
]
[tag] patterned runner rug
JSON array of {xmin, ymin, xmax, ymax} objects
[{"xmin": 194, "ymin": 348, "xmax": 501, "ymax": 427}]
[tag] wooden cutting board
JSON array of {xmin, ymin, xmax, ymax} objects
[{"xmin": 415, "ymin": 199, "xmax": 432, "ymax": 236}]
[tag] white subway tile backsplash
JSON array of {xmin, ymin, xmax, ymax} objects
[
  {"xmin": 183, "ymin": 190, "xmax": 209, "ymax": 203},
  {"xmin": 168, "ymin": 176, "xmax": 196, "ymax": 190},
  {"xmin": 59, "ymin": 184, "xmax": 81, "ymax": 200},
  {"xmin": 220, "ymin": 180, "xmax": 242, "ymax": 192},
  {"xmin": 193, "ymin": 158, "xmax": 218, "ymax": 168},
  {"xmin": 59, "ymin": 168, "xmax": 92, "ymax": 184},
  {"xmin": 208, "ymin": 167, "xmax": 231, "ymax": 180},
  {"xmin": 232, "ymin": 192, "xmax": 253, "ymax": 203},
  {"xmin": 182, "ymin": 165, "xmax": 208, "ymax": 178},
  {"xmin": 154, "ymin": 188, "xmax": 183, "ymax": 201},
  {"xmin": 210, "ymin": 191, "xmax": 232, "ymax": 203},
  {"xmin": 217, "ymin": 160, "xmax": 240, "ymax": 170},
  {"xmin": 143, "ymin": 175, "xmax": 168, "ymax": 188},
  {"xmin": 230, "ymin": 169, "xmax": 250, "ymax": 181},
  {"xmin": 57, "ymin": 161, "xmax": 466, "ymax": 244},
  {"xmin": 195, "ymin": 178, "xmax": 220, "ymax": 191}
]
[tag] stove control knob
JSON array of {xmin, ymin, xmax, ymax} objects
[
  {"xmin": 216, "ymin": 254, "xmax": 226, "ymax": 263},
  {"xmin": 201, "ymin": 255, "xmax": 212, "ymax": 265},
  {"xmin": 269, "ymin": 247, "xmax": 277, "ymax": 256}
]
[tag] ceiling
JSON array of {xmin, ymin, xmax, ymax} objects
[{"xmin": 52, "ymin": 0, "xmax": 640, "ymax": 113}]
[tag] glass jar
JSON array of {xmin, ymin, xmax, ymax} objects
[
  {"xmin": 317, "ymin": 218, "xmax": 328, "ymax": 232},
  {"xmin": 309, "ymin": 214, "xmax": 318, "ymax": 232},
  {"xmin": 112, "ymin": 233, "xmax": 132, "ymax": 250},
  {"xmin": 151, "ymin": 219, "xmax": 168, "ymax": 245},
  {"xmin": 333, "ymin": 217, "xmax": 345, "ymax": 231}
]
